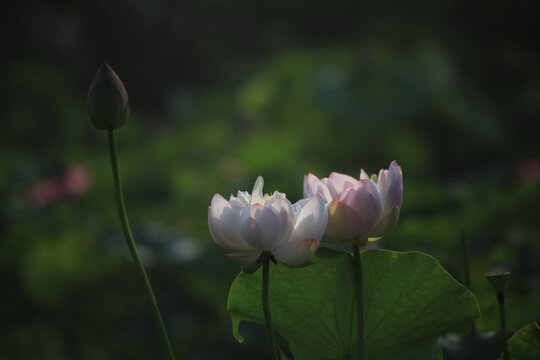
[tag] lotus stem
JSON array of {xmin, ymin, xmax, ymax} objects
[
  {"xmin": 261, "ymin": 251, "xmax": 278, "ymax": 360},
  {"xmin": 460, "ymin": 232, "xmax": 476, "ymax": 333},
  {"xmin": 353, "ymin": 244, "xmax": 364, "ymax": 360},
  {"xmin": 107, "ymin": 128, "xmax": 175, "ymax": 360},
  {"xmin": 497, "ymin": 292, "xmax": 509, "ymax": 360}
]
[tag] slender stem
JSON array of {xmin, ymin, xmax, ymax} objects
[
  {"xmin": 497, "ymin": 293, "xmax": 509, "ymax": 360},
  {"xmin": 107, "ymin": 129, "xmax": 175, "ymax": 360},
  {"xmin": 460, "ymin": 232, "xmax": 476, "ymax": 333},
  {"xmin": 262, "ymin": 253, "xmax": 278, "ymax": 360},
  {"xmin": 353, "ymin": 245, "xmax": 364, "ymax": 360},
  {"xmin": 461, "ymin": 232, "xmax": 471, "ymax": 290}
]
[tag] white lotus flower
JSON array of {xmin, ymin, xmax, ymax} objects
[{"xmin": 208, "ymin": 176, "xmax": 327, "ymax": 271}]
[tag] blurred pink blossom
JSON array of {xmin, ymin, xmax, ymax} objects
[
  {"xmin": 517, "ymin": 158, "xmax": 540, "ymax": 182},
  {"xmin": 29, "ymin": 165, "xmax": 91, "ymax": 207}
]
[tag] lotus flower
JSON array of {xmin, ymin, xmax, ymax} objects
[
  {"xmin": 208, "ymin": 176, "xmax": 327, "ymax": 271},
  {"xmin": 303, "ymin": 161, "xmax": 402, "ymax": 244}
]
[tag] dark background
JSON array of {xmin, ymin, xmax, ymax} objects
[{"xmin": 1, "ymin": 1, "xmax": 539, "ymax": 359}]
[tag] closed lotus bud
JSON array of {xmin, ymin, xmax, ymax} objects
[{"xmin": 87, "ymin": 61, "xmax": 129, "ymax": 130}]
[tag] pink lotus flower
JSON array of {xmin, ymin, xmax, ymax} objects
[
  {"xmin": 303, "ymin": 161, "xmax": 402, "ymax": 244},
  {"xmin": 208, "ymin": 176, "xmax": 327, "ymax": 271}
]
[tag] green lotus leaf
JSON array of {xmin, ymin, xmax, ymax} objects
[
  {"xmin": 508, "ymin": 322, "xmax": 540, "ymax": 360},
  {"xmin": 228, "ymin": 248, "xmax": 480, "ymax": 360}
]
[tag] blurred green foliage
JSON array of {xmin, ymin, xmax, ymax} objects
[{"xmin": 1, "ymin": 0, "xmax": 540, "ymax": 358}]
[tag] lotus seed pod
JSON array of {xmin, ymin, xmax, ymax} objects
[{"xmin": 486, "ymin": 271, "xmax": 511, "ymax": 294}]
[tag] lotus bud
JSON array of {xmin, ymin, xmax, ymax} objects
[{"xmin": 87, "ymin": 61, "xmax": 129, "ymax": 130}]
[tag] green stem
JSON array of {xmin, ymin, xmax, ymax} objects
[
  {"xmin": 460, "ymin": 232, "xmax": 476, "ymax": 333},
  {"xmin": 461, "ymin": 232, "xmax": 471, "ymax": 290},
  {"xmin": 107, "ymin": 129, "xmax": 175, "ymax": 360},
  {"xmin": 353, "ymin": 245, "xmax": 364, "ymax": 360},
  {"xmin": 262, "ymin": 253, "xmax": 278, "ymax": 360},
  {"xmin": 497, "ymin": 293, "xmax": 509, "ymax": 360}
]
